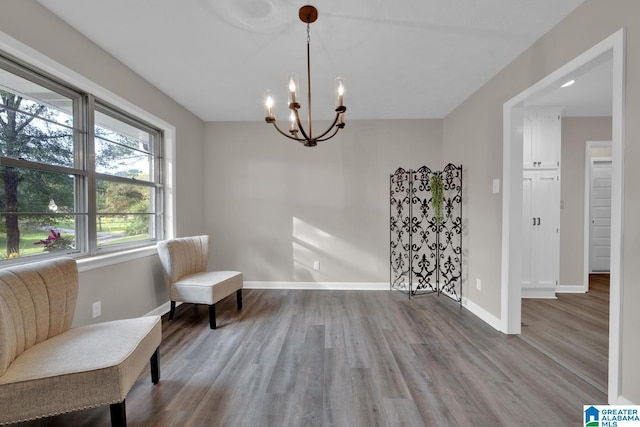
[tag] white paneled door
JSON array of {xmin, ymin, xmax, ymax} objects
[
  {"xmin": 590, "ymin": 159, "xmax": 612, "ymax": 272},
  {"xmin": 522, "ymin": 170, "xmax": 560, "ymax": 291}
]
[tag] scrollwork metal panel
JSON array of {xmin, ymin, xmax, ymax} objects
[
  {"xmin": 390, "ymin": 168, "xmax": 412, "ymax": 293},
  {"xmin": 390, "ymin": 164, "xmax": 462, "ymax": 304}
]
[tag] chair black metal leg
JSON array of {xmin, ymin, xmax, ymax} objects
[
  {"xmin": 150, "ymin": 348, "xmax": 160, "ymax": 384},
  {"xmin": 209, "ymin": 304, "xmax": 216, "ymax": 329},
  {"xmin": 236, "ymin": 289, "xmax": 243, "ymax": 310},
  {"xmin": 110, "ymin": 400, "xmax": 126, "ymax": 427},
  {"xmin": 168, "ymin": 301, "xmax": 176, "ymax": 321}
]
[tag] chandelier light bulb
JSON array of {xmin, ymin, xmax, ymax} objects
[
  {"xmin": 287, "ymin": 73, "xmax": 299, "ymax": 104},
  {"xmin": 264, "ymin": 90, "xmax": 275, "ymax": 119},
  {"xmin": 289, "ymin": 110, "xmax": 297, "ymax": 131},
  {"xmin": 335, "ymin": 77, "xmax": 345, "ymax": 107}
]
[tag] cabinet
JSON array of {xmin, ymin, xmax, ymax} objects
[
  {"xmin": 523, "ymin": 108, "xmax": 561, "ymax": 169},
  {"xmin": 522, "ymin": 170, "xmax": 559, "ymax": 297}
]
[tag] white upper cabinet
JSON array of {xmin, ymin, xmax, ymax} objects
[{"xmin": 523, "ymin": 108, "xmax": 562, "ymax": 169}]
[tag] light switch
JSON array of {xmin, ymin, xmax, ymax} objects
[{"xmin": 492, "ymin": 179, "xmax": 500, "ymax": 194}]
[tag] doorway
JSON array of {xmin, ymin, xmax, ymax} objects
[
  {"xmin": 501, "ymin": 29, "xmax": 624, "ymax": 403},
  {"xmin": 588, "ymin": 151, "xmax": 612, "ymax": 274},
  {"xmin": 589, "ymin": 160, "xmax": 612, "ymax": 273}
]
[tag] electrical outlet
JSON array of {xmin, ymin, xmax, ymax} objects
[
  {"xmin": 313, "ymin": 261, "xmax": 320, "ymax": 271},
  {"xmin": 476, "ymin": 279, "xmax": 481, "ymax": 291},
  {"xmin": 92, "ymin": 301, "xmax": 101, "ymax": 318}
]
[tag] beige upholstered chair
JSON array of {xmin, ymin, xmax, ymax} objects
[
  {"xmin": 0, "ymin": 257, "xmax": 162, "ymax": 427},
  {"xmin": 157, "ymin": 235, "xmax": 243, "ymax": 329}
]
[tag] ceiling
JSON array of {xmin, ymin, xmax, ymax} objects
[
  {"xmin": 36, "ymin": 0, "xmax": 592, "ymax": 122},
  {"xmin": 524, "ymin": 50, "xmax": 612, "ymax": 117}
]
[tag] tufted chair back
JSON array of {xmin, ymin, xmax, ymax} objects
[
  {"xmin": 157, "ymin": 235, "xmax": 210, "ymax": 292},
  {"xmin": 0, "ymin": 257, "xmax": 78, "ymax": 376}
]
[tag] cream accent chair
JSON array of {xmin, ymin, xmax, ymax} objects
[
  {"xmin": 0, "ymin": 258, "xmax": 162, "ymax": 427},
  {"xmin": 157, "ymin": 235, "xmax": 243, "ymax": 329}
]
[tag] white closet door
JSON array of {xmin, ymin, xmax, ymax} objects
[
  {"xmin": 590, "ymin": 159, "xmax": 612, "ymax": 272},
  {"xmin": 522, "ymin": 174, "xmax": 534, "ymax": 288},
  {"xmin": 533, "ymin": 172, "xmax": 559, "ymax": 288},
  {"xmin": 522, "ymin": 170, "xmax": 559, "ymax": 290}
]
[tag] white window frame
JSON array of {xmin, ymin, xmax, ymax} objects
[{"xmin": 0, "ymin": 31, "xmax": 176, "ymax": 271}]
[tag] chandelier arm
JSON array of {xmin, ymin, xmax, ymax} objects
[
  {"xmin": 315, "ymin": 125, "xmax": 341, "ymax": 143},
  {"xmin": 269, "ymin": 120, "xmax": 306, "ymax": 142},
  {"xmin": 310, "ymin": 111, "xmax": 342, "ymax": 141},
  {"xmin": 292, "ymin": 107, "xmax": 312, "ymax": 142}
]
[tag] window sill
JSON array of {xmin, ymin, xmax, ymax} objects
[{"xmin": 76, "ymin": 245, "xmax": 158, "ymax": 272}]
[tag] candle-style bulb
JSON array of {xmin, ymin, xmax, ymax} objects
[
  {"xmin": 287, "ymin": 73, "xmax": 299, "ymax": 105},
  {"xmin": 335, "ymin": 77, "xmax": 345, "ymax": 107},
  {"xmin": 289, "ymin": 110, "xmax": 297, "ymax": 131},
  {"xmin": 264, "ymin": 90, "xmax": 275, "ymax": 118}
]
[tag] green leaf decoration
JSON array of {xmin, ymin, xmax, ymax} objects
[{"xmin": 430, "ymin": 175, "xmax": 444, "ymax": 224}]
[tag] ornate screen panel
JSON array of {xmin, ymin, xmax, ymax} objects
[{"xmin": 390, "ymin": 164, "xmax": 462, "ymax": 303}]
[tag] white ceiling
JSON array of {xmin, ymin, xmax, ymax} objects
[
  {"xmin": 524, "ymin": 50, "xmax": 612, "ymax": 117},
  {"xmin": 36, "ymin": 0, "xmax": 590, "ymax": 122}
]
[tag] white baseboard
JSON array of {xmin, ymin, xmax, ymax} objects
[
  {"xmin": 244, "ymin": 281, "xmax": 389, "ymax": 291},
  {"xmin": 462, "ymin": 298, "xmax": 503, "ymax": 332},
  {"xmin": 616, "ymin": 395, "xmax": 637, "ymax": 405},
  {"xmin": 556, "ymin": 285, "xmax": 587, "ymax": 293},
  {"xmin": 145, "ymin": 300, "xmax": 181, "ymax": 317},
  {"xmin": 522, "ymin": 288, "xmax": 557, "ymax": 299}
]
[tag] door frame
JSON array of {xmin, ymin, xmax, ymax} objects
[
  {"xmin": 583, "ymin": 141, "xmax": 612, "ymax": 289},
  {"xmin": 501, "ymin": 28, "xmax": 625, "ymax": 403}
]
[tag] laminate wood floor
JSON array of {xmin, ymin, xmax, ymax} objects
[
  {"xmin": 11, "ymin": 289, "xmax": 606, "ymax": 427},
  {"xmin": 521, "ymin": 274, "xmax": 609, "ymax": 393}
]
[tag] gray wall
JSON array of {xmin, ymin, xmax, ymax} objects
[
  {"xmin": 0, "ymin": 0, "xmax": 206, "ymax": 325},
  {"xmin": 443, "ymin": 0, "xmax": 640, "ymax": 404},
  {"xmin": 2, "ymin": 0, "xmax": 639, "ymax": 404},
  {"xmin": 560, "ymin": 117, "xmax": 612, "ymax": 287},
  {"xmin": 203, "ymin": 120, "xmax": 443, "ymax": 283}
]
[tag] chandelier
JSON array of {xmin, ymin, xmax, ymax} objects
[{"xmin": 264, "ymin": 5, "xmax": 346, "ymax": 147}]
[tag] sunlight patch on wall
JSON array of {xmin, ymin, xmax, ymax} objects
[{"xmin": 292, "ymin": 216, "xmax": 381, "ymax": 282}]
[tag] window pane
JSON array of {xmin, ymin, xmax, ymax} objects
[
  {"xmin": 95, "ymin": 110, "xmax": 154, "ymax": 180},
  {"xmin": 0, "ymin": 166, "xmax": 80, "ymax": 257},
  {"xmin": 95, "ymin": 136, "xmax": 152, "ymax": 179},
  {"xmin": 96, "ymin": 213, "xmax": 152, "ymax": 247},
  {"xmin": 0, "ymin": 68, "xmax": 73, "ymax": 118},
  {"xmin": 0, "ymin": 70, "xmax": 75, "ymax": 167},
  {"xmin": 96, "ymin": 180, "xmax": 152, "ymax": 214},
  {"xmin": 0, "ymin": 166, "xmax": 77, "ymax": 213},
  {"xmin": 0, "ymin": 215, "xmax": 77, "ymax": 260},
  {"xmin": 96, "ymin": 179, "xmax": 155, "ymax": 246}
]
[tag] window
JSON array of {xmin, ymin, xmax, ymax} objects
[{"xmin": 0, "ymin": 53, "xmax": 163, "ymax": 262}]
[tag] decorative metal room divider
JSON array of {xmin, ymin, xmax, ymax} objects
[{"xmin": 390, "ymin": 164, "xmax": 462, "ymax": 303}]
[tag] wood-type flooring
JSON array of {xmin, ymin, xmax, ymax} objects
[
  {"xmin": 521, "ymin": 274, "xmax": 609, "ymax": 393},
  {"xmin": 11, "ymin": 289, "xmax": 606, "ymax": 426}
]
